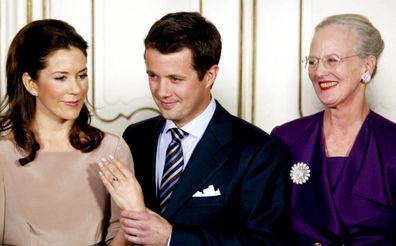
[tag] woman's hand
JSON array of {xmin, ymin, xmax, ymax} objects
[{"xmin": 98, "ymin": 155, "xmax": 146, "ymax": 212}]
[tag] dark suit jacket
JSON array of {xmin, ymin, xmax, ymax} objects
[{"xmin": 123, "ymin": 102, "xmax": 291, "ymax": 245}]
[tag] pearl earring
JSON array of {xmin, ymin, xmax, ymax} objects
[{"xmin": 361, "ymin": 73, "xmax": 371, "ymax": 84}]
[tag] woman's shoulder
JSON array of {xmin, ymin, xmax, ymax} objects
[
  {"xmin": 370, "ymin": 111, "xmax": 396, "ymax": 129},
  {"xmin": 0, "ymin": 134, "xmax": 16, "ymax": 150},
  {"xmin": 0, "ymin": 134, "xmax": 20, "ymax": 167},
  {"xmin": 271, "ymin": 111, "xmax": 323, "ymax": 138},
  {"xmin": 96, "ymin": 132, "xmax": 129, "ymax": 152},
  {"xmin": 369, "ymin": 111, "xmax": 396, "ymax": 141},
  {"xmin": 99, "ymin": 132, "xmax": 125, "ymax": 148}
]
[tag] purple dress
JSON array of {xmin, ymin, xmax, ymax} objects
[{"xmin": 272, "ymin": 111, "xmax": 396, "ymax": 245}]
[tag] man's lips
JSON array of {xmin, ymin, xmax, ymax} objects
[{"xmin": 159, "ymin": 100, "xmax": 177, "ymax": 109}]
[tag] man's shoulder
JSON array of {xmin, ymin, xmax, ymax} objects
[
  {"xmin": 230, "ymin": 114, "xmax": 270, "ymax": 139},
  {"xmin": 212, "ymin": 105, "xmax": 278, "ymax": 148},
  {"xmin": 123, "ymin": 115, "xmax": 163, "ymax": 136}
]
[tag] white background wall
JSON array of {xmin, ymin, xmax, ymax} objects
[{"xmin": 1, "ymin": 0, "xmax": 396, "ymax": 136}]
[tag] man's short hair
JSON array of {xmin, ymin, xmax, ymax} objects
[{"xmin": 144, "ymin": 12, "xmax": 222, "ymax": 80}]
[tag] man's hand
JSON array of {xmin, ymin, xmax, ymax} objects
[{"xmin": 120, "ymin": 209, "xmax": 172, "ymax": 245}]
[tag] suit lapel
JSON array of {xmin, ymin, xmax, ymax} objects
[
  {"xmin": 163, "ymin": 103, "xmax": 232, "ymax": 219},
  {"xmin": 139, "ymin": 118, "xmax": 164, "ymax": 212}
]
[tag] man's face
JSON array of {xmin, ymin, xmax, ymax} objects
[{"xmin": 145, "ymin": 48, "xmax": 217, "ymax": 127}]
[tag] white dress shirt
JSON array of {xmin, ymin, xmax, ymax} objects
[{"xmin": 155, "ymin": 97, "xmax": 216, "ymax": 195}]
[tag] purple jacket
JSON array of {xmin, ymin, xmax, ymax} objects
[{"xmin": 272, "ymin": 111, "xmax": 396, "ymax": 245}]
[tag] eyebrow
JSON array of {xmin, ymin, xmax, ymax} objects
[{"xmin": 51, "ymin": 67, "xmax": 88, "ymax": 75}]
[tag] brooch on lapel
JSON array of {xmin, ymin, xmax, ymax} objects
[{"xmin": 290, "ymin": 162, "xmax": 310, "ymax": 184}]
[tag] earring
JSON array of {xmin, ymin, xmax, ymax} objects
[{"xmin": 361, "ymin": 73, "xmax": 371, "ymax": 84}]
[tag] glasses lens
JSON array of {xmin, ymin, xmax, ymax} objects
[
  {"xmin": 325, "ymin": 55, "xmax": 341, "ymax": 68},
  {"xmin": 304, "ymin": 57, "xmax": 318, "ymax": 68}
]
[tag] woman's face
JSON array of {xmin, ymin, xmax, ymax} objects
[
  {"xmin": 32, "ymin": 47, "xmax": 88, "ymax": 124},
  {"xmin": 308, "ymin": 25, "xmax": 367, "ymax": 108}
]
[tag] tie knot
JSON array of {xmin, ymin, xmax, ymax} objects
[{"xmin": 169, "ymin": 128, "xmax": 188, "ymax": 141}]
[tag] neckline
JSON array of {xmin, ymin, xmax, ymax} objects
[{"xmin": 322, "ymin": 110, "xmax": 371, "ymax": 158}]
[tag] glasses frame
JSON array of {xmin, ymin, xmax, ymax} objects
[{"xmin": 303, "ymin": 54, "xmax": 360, "ymax": 70}]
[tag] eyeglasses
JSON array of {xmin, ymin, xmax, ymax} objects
[{"xmin": 303, "ymin": 54, "xmax": 360, "ymax": 70}]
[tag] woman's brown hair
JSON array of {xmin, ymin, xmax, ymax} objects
[{"xmin": 0, "ymin": 19, "xmax": 104, "ymax": 165}]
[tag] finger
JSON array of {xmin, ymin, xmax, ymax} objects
[
  {"xmin": 98, "ymin": 159, "xmax": 119, "ymax": 184},
  {"xmin": 122, "ymin": 225, "xmax": 141, "ymax": 236},
  {"xmin": 121, "ymin": 210, "xmax": 145, "ymax": 220},
  {"xmin": 124, "ymin": 233, "xmax": 143, "ymax": 244},
  {"xmin": 101, "ymin": 157, "xmax": 126, "ymax": 183},
  {"xmin": 120, "ymin": 212, "xmax": 141, "ymax": 226},
  {"xmin": 109, "ymin": 155, "xmax": 134, "ymax": 179},
  {"xmin": 98, "ymin": 169, "xmax": 116, "ymax": 195}
]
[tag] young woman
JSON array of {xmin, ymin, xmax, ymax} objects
[{"xmin": 0, "ymin": 19, "xmax": 132, "ymax": 245}]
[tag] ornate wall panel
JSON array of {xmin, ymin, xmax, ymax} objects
[
  {"xmin": 0, "ymin": 0, "xmax": 28, "ymax": 101},
  {"xmin": 254, "ymin": 0, "xmax": 301, "ymax": 132},
  {"xmin": 201, "ymin": 0, "xmax": 241, "ymax": 118},
  {"xmin": 3, "ymin": 0, "xmax": 395, "ymax": 135},
  {"xmin": 90, "ymin": 0, "xmax": 206, "ymax": 135}
]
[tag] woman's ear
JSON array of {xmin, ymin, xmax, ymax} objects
[
  {"xmin": 22, "ymin": 72, "xmax": 38, "ymax": 96},
  {"xmin": 364, "ymin": 55, "xmax": 377, "ymax": 75}
]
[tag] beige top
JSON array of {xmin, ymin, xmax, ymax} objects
[{"xmin": 0, "ymin": 133, "xmax": 133, "ymax": 245}]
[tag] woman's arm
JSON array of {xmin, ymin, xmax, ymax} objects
[
  {"xmin": 109, "ymin": 229, "xmax": 131, "ymax": 246},
  {"xmin": 99, "ymin": 155, "xmax": 146, "ymax": 212}
]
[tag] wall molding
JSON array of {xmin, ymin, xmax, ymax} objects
[{"xmin": 90, "ymin": 0, "xmax": 159, "ymax": 122}]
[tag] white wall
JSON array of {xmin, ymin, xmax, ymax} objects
[{"xmin": 1, "ymin": 0, "xmax": 396, "ymax": 136}]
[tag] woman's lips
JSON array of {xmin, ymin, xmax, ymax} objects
[
  {"xmin": 64, "ymin": 100, "xmax": 80, "ymax": 107},
  {"xmin": 319, "ymin": 81, "xmax": 338, "ymax": 90}
]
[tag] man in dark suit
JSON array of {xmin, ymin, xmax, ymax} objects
[{"xmin": 121, "ymin": 11, "xmax": 291, "ymax": 245}]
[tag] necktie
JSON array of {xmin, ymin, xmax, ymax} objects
[{"xmin": 159, "ymin": 128, "xmax": 188, "ymax": 213}]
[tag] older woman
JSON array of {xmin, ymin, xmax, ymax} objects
[
  {"xmin": 272, "ymin": 14, "xmax": 396, "ymax": 245},
  {"xmin": 0, "ymin": 19, "xmax": 132, "ymax": 245}
]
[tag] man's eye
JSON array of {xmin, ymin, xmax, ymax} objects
[{"xmin": 79, "ymin": 74, "xmax": 88, "ymax": 80}]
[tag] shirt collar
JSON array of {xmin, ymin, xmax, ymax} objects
[{"xmin": 163, "ymin": 97, "xmax": 216, "ymax": 139}]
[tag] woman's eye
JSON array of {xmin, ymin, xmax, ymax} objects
[
  {"xmin": 55, "ymin": 76, "xmax": 67, "ymax": 81},
  {"xmin": 327, "ymin": 57, "xmax": 340, "ymax": 64},
  {"xmin": 308, "ymin": 59, "xmax": 317, "ymax": 65}
]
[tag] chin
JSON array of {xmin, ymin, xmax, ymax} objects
[{"xmin": 321, "ymin": 101, "xmax": 338, "ymax": 108}]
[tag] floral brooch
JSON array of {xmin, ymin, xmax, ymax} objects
[{"xmin": 290, "ymin": 162, "xmax": 310, "ymax": 185}]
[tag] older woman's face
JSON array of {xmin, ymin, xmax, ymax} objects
[{"xmin": 308, "ymin": 25, "xmax": 366, "ymax": 108}]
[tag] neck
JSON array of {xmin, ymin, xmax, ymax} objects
[
  {"xmin": 32, "ymin": 117, "xmax": 75, "ymax": 152},
  {"xmin": 324, "ymin": 101, "xmax": 369, "ymax": 129},
  {"xmin": 323, "ymin": 101, "xmax": 369, "ymax": 157}
]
